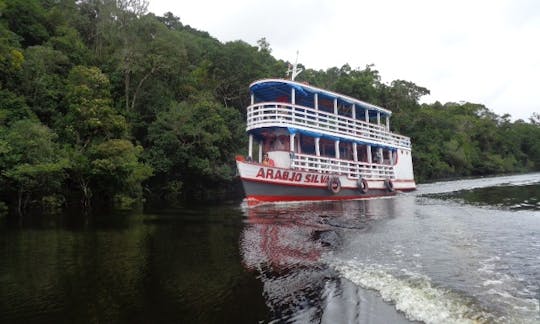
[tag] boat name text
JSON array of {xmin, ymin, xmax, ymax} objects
[{"xmin": 255, "ymin": 167, "xmax": 329, "ymax": 183}]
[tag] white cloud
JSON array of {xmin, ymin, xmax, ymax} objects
[{"xmin": 148, "ymin": 0, "xmax": 540, "ymax": 120}]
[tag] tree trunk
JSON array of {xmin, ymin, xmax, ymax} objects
[
  {"xmin": 17, "ymin": 187, "xmax": 23, "ymax": 217},
  {"xmin": 125, "ymin": 68, "xmax": 130, "ymax": 112},
  {"xmin": 130, "ymin": 67, "xmax": 155, "ymax": 112},
  {"xmin": 80, "ymin": 178, "xmax": 92, "ymax": 210}
]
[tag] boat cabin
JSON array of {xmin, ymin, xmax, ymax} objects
[{"xmin": 245, "ymin": 79, "xmax": 412, "ymax": 180}]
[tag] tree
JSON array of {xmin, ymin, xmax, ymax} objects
[
  {"xmin": 19, "ymin": 45, "xmax": 70, "ymax": 125},
  {"xmin": 62, "ymin": 65, "xmax": 127, "ymax": 147},
  {"xmin": 146, "ymin": 93, "xmax": 244, "ymax": 201},
  {"xmin": 0, "ymin": 18, "xmax": 24, "ymax": 87},
  {"xmin": 0, "ymin": 120, "xmax": 66, "ymax": 215},
  {"xmin": 61, "ymin": 65, "xmax": 150, "ymax": 208},
  {"xmin": 88, "ymin": 139, "xmax": 152, "ymax": 206},
  {"xmin": 0, "ymin": 88, "xmax": 34, "ymax": 126},
  {"xmin": 334, "ymin": 64, "xmax": 383, "ymax": 104},
  {"xmin": 257, "ymin": 37, "xmax": 271, "ymax": 53},
  {"xmin": 2, "ymin": 0, "xmax": 50, "ymax": 47}
]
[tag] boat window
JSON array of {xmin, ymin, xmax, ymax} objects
[
  {"xmin": 319, "ymin": 138, "xmax": 335, "ymax": 157},
  {"xmin": 317, "ymin": 98, "xmax": 333, "ymax": 113},
  {"xmin": 356, "ymin": 145, "xmax": 368, "ymax": 162},
  {"xmin": 339, "ymin": 142, "xmax": 353, "ymax": 160},
  {"xmin": 300, "ymin": 135, "xmax": 315, "ymax": 155},
  {"xmin": 338, "ymin": 102, "xmax": 353, "ymax": 119},
  {"xmin": 296, "ymin": 93, "xmax": 315, "ymax": 109},
  {"xmin": 383, "ymin": 149, "xmax": 391, "ymax": 164},
  {"xmin": 276, "ymin": 95, "xmax": 290, "ymax": 103}
]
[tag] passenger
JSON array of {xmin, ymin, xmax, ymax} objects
[
  {"xmin": 262, "ymin": 153, "xmax": 275, "ymax": 166},
  {"xmin": 273, "ymin": 138, "xmax": 286, "ymax": 150},
  {"xmin": 375, "ymin": 150, "xmax": 383, "ymax": 164}
]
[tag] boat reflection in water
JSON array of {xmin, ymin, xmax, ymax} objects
[{"xmin": 239, "ymin": 200, "xmax": 411, "ymax": 324}]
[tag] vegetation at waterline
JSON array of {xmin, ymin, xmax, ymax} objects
[{"xmin": 0, "ymin": 0, "xmax": 539, "ymax": 215}]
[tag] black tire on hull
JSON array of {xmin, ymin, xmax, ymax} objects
[
  {"xmin": 384, "ymin": 178, "xmax": 395, "ymax": 192},
  {"xmin": 328, "ymin": 177, "xmax": 341, "ymax": 194},
  {"xmin": 358, "ymin": 178, "xmax": 369, "ymax": 194}
]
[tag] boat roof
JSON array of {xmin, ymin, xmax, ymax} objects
[{"xmin": 250, "ymin": 79, "xmax": 392, "ymax": 116}]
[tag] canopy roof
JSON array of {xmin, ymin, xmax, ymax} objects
[
  {"xmin": 250, "ymin": 126, "xmax": 397, "ymax": 151},
  {"xmin": 250, "ymin": 79, "xmax": 392, "ymax": 117}
]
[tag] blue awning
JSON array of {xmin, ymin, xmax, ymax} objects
[
  {"xmin": 250, "ymin": 79, "xmax": 392, "ymax": 117},
  {"xmin": 249, "ymin": 127, "xmax": 398, "ymax": 150}
]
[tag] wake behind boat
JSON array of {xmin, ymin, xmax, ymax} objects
[{"xmin": 236, "ymin": 63, "xmax": 416, "ymax": 204}]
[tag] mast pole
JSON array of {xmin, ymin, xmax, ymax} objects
[{"xmin": 286, "ymin": 51, "xmax": 303, "ymax": 81}]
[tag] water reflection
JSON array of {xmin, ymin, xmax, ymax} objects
[
  {"xmin": 240, "ymin": 200, "xmax": 412, "ymax": 323},
  {"xmin": 424, "ymin": 183, "xmax": 540, "ymax": 211},
  {"xmin": 0, "ymin": 207, "xmax": 269, "ymax": 323}
]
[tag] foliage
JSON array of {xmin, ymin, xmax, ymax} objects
[
  {"xmin": 0, "ymin": 0, "xmax": 538, "ymax": 214},
  {"xmin": 146, "ymin": 93, "xmax": 243, "ymax": 201},
  {"xmin": 0, "ymin": 119, "xmax": 67, "ymax": 215}
]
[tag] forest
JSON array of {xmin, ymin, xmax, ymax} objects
[{"xmin": 1, "ymin": 0, "xmax": 539, "ymax": 215}]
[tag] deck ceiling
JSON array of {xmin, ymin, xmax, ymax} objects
[{"xmin": 250, "ymin": 80, "xmax": 390, "ymax": 118}]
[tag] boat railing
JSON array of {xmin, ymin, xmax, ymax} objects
[
  {"xmin": 247, "ymin": 102, "xmax": 411, "ymax": 149},
  {"xmin": 291, "ymin": 153, "xmax": 395, "ymax": 179}
]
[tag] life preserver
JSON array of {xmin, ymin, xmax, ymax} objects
[
  {"xmin": 358, "ymin": 178, "xmax": 369, "ymax": 194},
  {"xmin": 328, "ymin": 176, "xmax": 341, "ymax": 194},
  {"xmin": 384, "ymin": 178, "xmax": 395, "ymax": 192}
]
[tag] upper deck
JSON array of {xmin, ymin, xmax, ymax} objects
[{"xmin": 247, "ymin": 79, "xmax": 411, "ymax": 150}]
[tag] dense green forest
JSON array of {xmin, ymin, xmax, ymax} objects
[{"xmin": 1, "ymin": 0, "xmax": 539, "ymax": 215}]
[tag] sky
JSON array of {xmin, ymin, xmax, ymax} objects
[{"xmin": 148, "ymin": 0, "xmax": 540, "ymax": 121}]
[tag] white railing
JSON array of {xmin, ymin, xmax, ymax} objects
[
  {"xmin": 246, "ymin": 102, "xmax": 411, "ymax": 149},
  {"xmin": 291, "ymin": 153, "xmax": 395, "ymax": 179}
]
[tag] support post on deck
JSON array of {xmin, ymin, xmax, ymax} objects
[
  {"xmin": 314, "ymin": 93, "xmax": 319, "ymax": 125},
  {"xmin": 258, "ymin": 140, "xmax": 263, "ymax": 163},
  {"xmin": 353, "ymin": 142, "xmax": 358, "ymax": 162},
  {"xmin": 335, "ymin": 140, "xmax": 340, "ymax": 159},
  {"xmin": 315, "ymin": 137, "xmax": 320, "ymax": 156},
  {"xmin": 377, "ymin": 112, "xmax": 381, "ymax": 126},
  {"xmin": 365, "ymin": 109, "xmax": 369, "ymax": 123},
  {"xmin": 251, "ymin": 93, "xmax": 254, "ymax": 105},
  {"xmin": 248, "ymin": 134, "xmax": 253, "ymax": 159},
  {"xmin": 367, "ymin": 145, "xmax": 372, "ymax": 164},
  {"xmin": 290, "ymin": 133, "xmax": 295, "ymax": 152},
  {"xmin": 386, "ymin": 115, "xmax": 390, "ymax": 131},
  {"xmin": 291, "ymin": 88, "xmax": 296, "ymax": 122}
]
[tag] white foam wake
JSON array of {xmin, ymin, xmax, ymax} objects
[{"xmin": 331, "ymin": 260, "xmax": 497, "ymax": 324}]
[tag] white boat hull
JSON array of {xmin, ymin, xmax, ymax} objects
[{"xmin": 236, "ymin": 157, "xmax": 415, "ymax": 204}]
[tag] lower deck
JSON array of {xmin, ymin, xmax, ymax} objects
[
  {"xmin": 236, "ymin": 158, "xmax": 416, "ymax": 204},
  {"xmin": 247, "ymin": 127, "xmax": 414, "ymax": 182}
]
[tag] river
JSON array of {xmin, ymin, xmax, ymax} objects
[{"xmin": 1, "ymin": 173, "xmax": 539, "ymax": 323}]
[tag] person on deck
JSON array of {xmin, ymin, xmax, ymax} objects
[{"xmin": 262, "ymin": 153, "xmax": 275, "ymax": 166}]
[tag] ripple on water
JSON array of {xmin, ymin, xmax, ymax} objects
[{"xmin": 329, "ymin": 259, "xmax": 524, "ymax": 324}]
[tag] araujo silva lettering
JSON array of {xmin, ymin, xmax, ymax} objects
[{"xmin": 256, "ymin": 167, "xmax": 330, "ymax": 184}]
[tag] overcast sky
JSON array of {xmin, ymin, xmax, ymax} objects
[{"xmin": 148, "ymin": 0, "xmax": 539, "ymax": 121}]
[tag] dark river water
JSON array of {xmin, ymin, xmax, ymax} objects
[{"xmin": 1, "ymin": 173, "xmax": 539, "ymax": 323}]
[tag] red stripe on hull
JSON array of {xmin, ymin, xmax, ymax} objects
[
  {"xmin": 241, "ymin": 177, "xmax": 416, "ymax": 191},
  {"xmin": 247, "ymin": 194, "xmax": 393, "ymax": 202},
  {"xmin": 240, "ymin": 176, "xmax": 355, "ymax": 189}
]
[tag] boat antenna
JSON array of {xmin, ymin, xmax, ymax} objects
[{"xmin": 286, "ymin": 51, "xmax": 303, "ymax": 81}]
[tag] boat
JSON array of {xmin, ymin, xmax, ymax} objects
[{"xmin": 236, "ymin": 62, "xmax": 416, "ymax": 204}]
